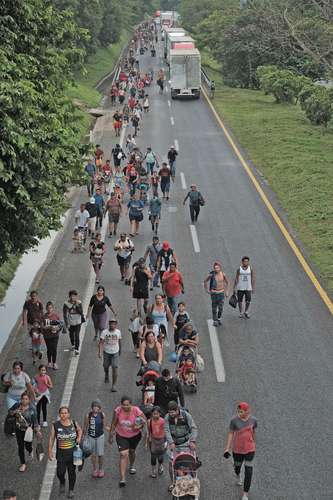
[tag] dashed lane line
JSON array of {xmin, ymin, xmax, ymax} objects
[
  {"xmin": 170, "ymin": 116, "xmax": 175, "ymax": 126},
  {"xmin": 180, "ymin": 172, "xmax": 187, "ymax": 190},
  {"xmin": 190, "ymin": 225, "xmax": 200, "ymax": 253},
  {"xmin": 207, "ymin": 319, "xmax": 226, "ymax": 383}
]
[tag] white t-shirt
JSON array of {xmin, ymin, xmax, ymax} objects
[
  {"xmin": 100, "ymin": 328, "xmax": 122, "ymax": 354},
  {"xmin": 75, "ymin": 209, "xmax": 90, "ymax": 227}
]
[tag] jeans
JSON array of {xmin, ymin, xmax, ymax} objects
[
  {"xmin": 44, "ymin": 336, "xmax": 59, "ymax": 363},
  {"xmin": 69, "ymin": 324, "xmax": 81, "ymax": 350},
  {"xmin": 87, "ymin": 179, "xmax": 94, "ymax": 196},
  {"xmin": 37, "ymin": 396, "xmax": 48, "ymax": 423},
  {"xmin": 147, "ymin": 162, "xmax": 155, "ymax": 175},
  {"xmin": 211, "ymin": 293, "xmax": 224, "ymax": 321},
  {"xmin": 170, "ymin": 160, "xmax": 176, "ymax": 177},
  {"xmin": 167, "ymin": 295, "xmax": 181, "ymax": 315},
  {"xmin": 16, "ymin": 428, "xmax": 33, "ymax": 464},
  {"xmin": 233, "ymin": 451, "xmax": 255, "ymax": 493},
  {"xmin": 57, "ymin": 456, "xmax": 76, "ymax": 491},
  {"xmin": 190, "ymin": 204, "xmax": 200, "ymax": 223}
]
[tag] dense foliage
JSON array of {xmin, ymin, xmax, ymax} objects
[
  {"xmin": 179, "ymin": 0, "xmax": 332, "ymax": 88},
  {"xmin": 0, "ymin": 0, "xmax": 153, "ymax": 263}
]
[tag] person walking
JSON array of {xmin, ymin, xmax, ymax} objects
[
  {"xmin": 164, "ymin": 401, "xmax": 198, "ymax": 491},
  {"xmin": 74, "ymin": 204, "xmax": 90, "ymax": 246},
  {"xmin": 114, "ymin": 233, "xmax": 135, "ymax": 283},
  {"xmin": 183, "ymin": 184, "xmax": 205, "ymax": 223},
  {"xmin": 112, "ymin": 144, "xmax": 126, "ymax": 167},
  {"xmin": 22, "ymin": 290, "xmax": 43, "ymax": 334},
  {"xmin": 85, "ymin": 197, "xmax": 98, "ymax": 239},
  {"xmin": 233, "ymin": 256, "xmax": 256, "ymax": 319},
  {"xmin": 158, "ymin": 163, "xmax": 171, "ymax": 200},
  {"xmin": 150, "ymin": 171, "xmax": 160, "ymax": 198},
  {"xmin": 204, "ymin": 262, "xmax": 229, "ymax": 326},
  {"xmin": 82, "ymin": 400, "xmax": 106, "ymax": 478},
  {"xmin": 139, "ymin": 331, "xmax": 163, "ymax": 368},
  {"xmin": 156, "ymin": 241, "xmax": 178, "ymax": 283},
  {"xmin": 154, "ymin": 370, "xmax": 184, "ymax": 416},
  {"xmin": 144, "ymin": 147, "xmax": 157, "ymax": 175},
  {"xmin": 89, "ymin": 233, "xmax": 106, "ymax": 284},
  {"xmin": 48, "ymin": 406, "xmax": 82, "ymax": 499},
  {"xmin": 63, "ymin": 290, "xmax": 85, "ymax": 355},
  {"xmin": 147, "ymin": 294, "xmax": 175, "ymax": 346},
  {"xmin": 3, "ymin": 361, "xmax": 34, "ymax": 410},
  {"xmin": 127, "ymin": 192, "xmax": 144, "ymax": 237},
  {"xmin": 105, "ymin": 192, "xmax": 122, "ymax": 237},
  {"xmin": 167, "ymin": 146, "xmax": 178, "ymax": 181},
  {"xmin": 173, "ymin": 302, "xmax": 190, "ymax": 347},
  {"xmin": 148, "ymin": 195, "xmax": 162, "ymax": 234},
  {"xmin": 162, "ymin": 262, "xmax": 184, "ymax": 315},
  {"xmin": 87, "ymin": 286, "xmax": 117, "ymax": 340},
  {"xmin": 10, "ymin": 392, "xmax": 41, "ymax": 472},
  {"xmin": 85, "ymin": 160, "xmax": 96, "ymax": 196},
  {"xmin": 109, "ymin": 396, "xmax": 146, "ymax": 487},
  {"xmin": 144, "ymin": 236, "xmax": 162, "ymax": 289},
  {"xmin": 93, "ymin": 188, "xmax": 105, "ymax": 230},
  {"xmin": 224, "ymin": 402, "xmax": 257, "ymax": 500},
  {"xmin": 99, "ymin": 319, "xmax": 121, "ymax": 391},
  {"xmin": 131, "ymin": 258, "xmax": 152, "ymax": 316},
  {"xmin": 34, "ymin": 364, "xmax": 53, "ymax": 427},
  {"xmin": 145, "ymin": 406, "xmax": 166, "ymax": 478}
]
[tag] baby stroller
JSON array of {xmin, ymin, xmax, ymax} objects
[
  {"xmin": 137, "ymin": 361, "xmax": 161, "ymax": 416},
  {"xmin": 176, "ymin": 346, "xmax": 198, "ymax": 393},
  {"xmin": 171, "ymin": 451, "xmax": 200, "ymax": 500}
]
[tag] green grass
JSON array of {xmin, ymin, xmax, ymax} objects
[
  {"xmin": 202, "ymin": 54, "xmax": 333, "ymax": 294},
  {"xmin": 0, "ymin": 255, "xmax": 21, "ymax": 303},
  {"xmin": 67, "ymin": 31, "xmax": 130, "ymax": 108}
]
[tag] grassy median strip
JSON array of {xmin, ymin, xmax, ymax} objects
[
  {"xmin": 202, "ymin": 56, "xmax": 333, "ymax": 294},
  {"xmin": 0, "ymin": 255, "xmax": 21, "ymax": 303}
]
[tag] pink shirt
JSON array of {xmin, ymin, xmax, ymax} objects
[
  {"xmin": 35, "ymin": 374, "xmax": 51, "ymax": 394},
  {"xmin": 115, "ymin": 405, "xmax": 144, "ymax": 438}
]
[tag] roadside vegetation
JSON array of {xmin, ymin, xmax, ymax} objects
[{"xmin": 181, "ymin": 0, "xmax": 333, "ymax": 293}]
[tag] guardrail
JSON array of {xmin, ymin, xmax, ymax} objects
[{"xmin": 201, "ymin": 67, "xmax": 215, "ymax": 98}]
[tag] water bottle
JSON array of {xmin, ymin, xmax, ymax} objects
[
  {"xmin": 135, "ymin": 416, "xmax": 143, "ymax": 427},
  {"xmin": 73, "ymin": 445, "xmax": 83, "ymax": 466}
]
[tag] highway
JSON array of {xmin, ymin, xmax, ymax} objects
[{"xmin": 1, "ymin": 36, "xmax": 333, "ymax": 500}]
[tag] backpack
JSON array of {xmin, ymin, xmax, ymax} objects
[{"xmin": 4, "ymin": 413, "xmax": 16, "ymax": 436}]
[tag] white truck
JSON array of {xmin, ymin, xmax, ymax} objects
[
  {"xmin": 170, "ymin": 48, "xmax": 201, "ymax": 99},
  {"xmin": 163, "ymin": 27, "xmax": 186, "ymax": 59},
  {"xmin": 166, "ymin": 35, "xmax": 195, "ymax": 65}
]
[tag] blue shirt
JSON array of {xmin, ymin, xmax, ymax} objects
[
  {"xmin": 127, "ymin": 199, "xmax": 144, "ymax": 217},
  {"xmin": 88, "ymin": 412, "xmax": 104, "ymax": 438},
  {"xmin": 94, "ymin": 193, "xmax": 104, "ymax": 208},
  {"xmin": 85, "ymin": 163, "xmax": 96, "ymax": 177}
]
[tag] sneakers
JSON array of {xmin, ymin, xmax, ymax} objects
[
  {"xmin": 239, "ymin": 313, "xmax": 244, "ymax": 318},
  {"xmin": 92, "ymin": 470, "xmax": 99, "ymax": 478},
  {"xmin": 53, "ymin": 363, "xmax": 58, "ymax": 370},
  {"xmin": 111, "ymin": 386, "xmax": 117, "ymax": 392},
  {"xmin": 129, "ymin": 466, "xmax": 136, "ymax": 475},
  {"xmin": 42, "ymin": 421, "xmax": 48, "ymax": 428},
  {"xmin": 119, "ymin": 481, "xmax": 126, "ymax": 488},
  {"xmin": 68, "ymin": 491, "xmax": 74, "ymax": 499},
  {"xmin": 244, "ymin": 312, "xmax": 250, "ymax": 319},
  {"xmin": 241, "ymin": 495, "xmax": 248, "ymax": 500},
  {"xmin": 19, "ymin": 464, "xmax": 27, "ymax": 472},
  {"xmin": 48, "ymin": 362, "xmax": 53, "ymax": 368},
  {"xmin": 213, "ymin": 320, "xmax": 219, "ymax": 327},
  {"xmin": 97, "ymin": 470, "xmax": 105, "ymax": 478},
  {"xmin": 235, "ymin": 474, "xmax": 242, "ymax": 486},
  {"xmin": 75, "ymin": 350, "xmax": 79, "ymax": 355},
  {"xmin": 158, "ymin": 464, "xmax": 164, "ymax": 475}
]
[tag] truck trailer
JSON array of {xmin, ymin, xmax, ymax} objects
[
  {"xmin": 170, "ymin": 48, "xmax": 201, "ymax": 99},
  {"xmin": 166, "ymin": 35, "xmax": 195, "ymax": 64}
]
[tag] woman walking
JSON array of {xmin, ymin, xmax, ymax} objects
[
  {"xmin": 109, "ymin": 396, "xmax": 146, "ymax": 487},
  {"xmin": 89, "ymin": 233, "xmax": 106, "ymax": 284},
  {"xmin": 131, "ymin": 258, "xmax": 152, "ymax": 316},
  {"xmin": 3, "ymin": 361, "xmax": 34, "ymax": 410},
  {"xmin": 148, "ymin": 294, "xmax": 175, "ymax": 347},
  {"xmin": 63, "ymin": 290, "xmax": 85, "ymax": 355},
  {"xmin": 87, "ymin": 285, "xmax": 117, "ymax": 340},
  {"xmin": 10, "ymin": 392, "xmax": 41, "ymax": 472},
  {"xmin": 43, "ymin": 301, "xmax": 62, "ymax": 369},
  {"xmin": 34, "ymin": 364, "xmax": 53, "ymax": 427},
  {"xmin": 139, "ymin": 331, "xmax": 163, "ymax": 367},
  {"xmin": 48, "ymin": 406, "xmax": 82, "ymax": 499}
]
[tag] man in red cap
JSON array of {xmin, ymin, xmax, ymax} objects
[
  {"xmin": 156, "ymin": 241, "xmax": 178, "ymax": 283},
  {"xmin": 224, "ymin": 402, "xmax": 257, "ymax": 500}
]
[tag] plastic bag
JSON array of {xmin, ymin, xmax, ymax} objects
[
  {"xmin": 196, "ymin": 354, "xmax": 205, "ymax": 373},
  {"xmin": 229, "ymin": 293, "xmax": 238, "ymax": 309},
  {"xmin": 24, "ymin": 426, "xmax": 33, "ymax": 443}
]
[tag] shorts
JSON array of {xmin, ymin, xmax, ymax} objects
[
  {"xmin": 117, "ymin": 254, "xmax": 131, "ymax": 267},
  {"xmin": 87, "ymin": 434, "xmax": 105, "ymax": 456},
  {"xmin": 237, "ymin": 290, "xmax": 252, "ymax": 303},
  {"xmin": 116, "ymin": 432, "xmax": 142, "ymax": 451},
  {"xmin": 103, "ymin": 351, "xmax": 119, "ymax": 369},
  {"xmin": 129, "ymin": 213, "xmax": 143, "ymax": 222},
  {"xmin": 88, "ymin": 217, "xmax": 96, "ymax": 229},
  {"xmin": 108, "ymin": 212, "xmax": 120, "ymax": 224},
  {"xmin": 32, "ymin": 344, "xmax": 42, "ymax": 353}
]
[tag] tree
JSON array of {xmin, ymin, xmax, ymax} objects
[
  {"xmin": 0, "ymin": 0, "xmax": 87, "ymax": 262},
  {"xmin": 300, "ymin": 87, "xmax": 333, "ymax": 126},
  {"xmin": 98, "ymin": 0, "xmax": 122, "ymax": 46},
  {"xmin": 257, "ymin": 65, "xmax": 311, "ymax": 103}
]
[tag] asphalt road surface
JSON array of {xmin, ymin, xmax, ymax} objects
[{"xmin": 1, "ymin": 36, "xmax": 333, "ymax": 500}]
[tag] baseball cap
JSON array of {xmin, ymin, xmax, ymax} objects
[
  {"xmin": 238, "ymin": 402, "xmax": 250, "ymax": 412},
  {"xmin": 162, "ymin": 241, "xmax": 170, "ymax": 250}
]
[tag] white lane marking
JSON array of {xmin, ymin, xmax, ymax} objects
[
  {"xmin": 166, "ymin": 85, "xmax": 169, "ymax": 91},
  {"xmin": 39, "ymin": 123, "xmax": 126, "ymax": 500},
  {"xmin": 180, "ymin": 172, "xmax": 187, "ymax": 190},
  {"xmin": 170, "ymin": 116, "xmax": 175, "ymax": 126},
  {"xmin": 168, "ymin": 99, "xmax": 171, "ymax": 107},
  {"xmin": 190, "ymin": 225, "xmax": 200, "ymax": 253},
  {"xmin": 174, "ymin": 139, "xmax": 179, "ymax": 151},
  {"xmin": 207, "ymin": 319, "xmax": 226, "ymax": 383}
]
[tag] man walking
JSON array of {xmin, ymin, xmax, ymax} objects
[
  {"xmin": 204, "ymin": 262, "xmax": 229, "ymax": 326},
  {"xmin": 183, "ymin": 185, "xmax": 205, "ymax": 223},
  {"xmin": 233, "ymin": 256, "xmax": 255, "ymax": 318},
  {"xmin": 144, "ymin": 236, "xmax": 162, "ymax": 289},
  {"xmin": 162, "ymin": 263, "xmax": 184, "ymax": 315},
  {"xmin": 99, "ymin": 319, "xmax": 122, "ymax": 392},
  {"xmin": 167, "ymin": 146, "xmax": 178, "ymax": 181},
  {"xmin": 155, "ymin": 369, "xmax": 184, "ymax": 416}
]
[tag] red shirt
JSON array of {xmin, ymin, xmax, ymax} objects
[
  {"xmin": 162, "ymin": 270, "xmax": 183, "ymax": 297},
  {"xmin": 149, "ymin": 417, "xmax": 165, "ymax": 439}
]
